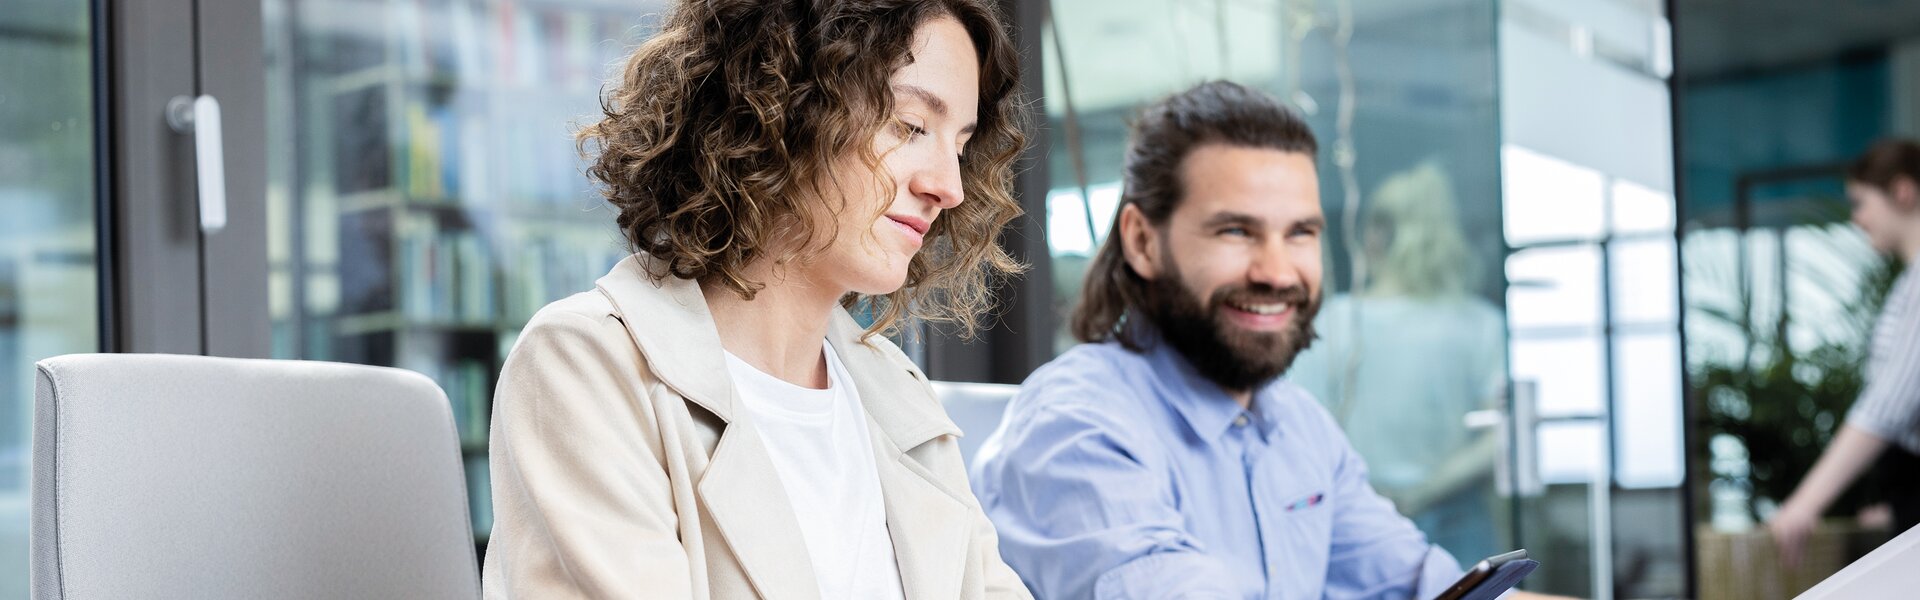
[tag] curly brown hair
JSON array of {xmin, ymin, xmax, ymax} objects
[{"xmin": 579, "ymin": 0, "xmax": 1029, "ymax": 338}]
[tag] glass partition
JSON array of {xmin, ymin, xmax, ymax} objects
[
  {"xmin": 1042, "ymin": 0, "xmax": 1513, "ymax": 574},
  {"xmin": 264, "ymin": 0, "xmax": 663, "ymax": 553},
  {"xmin": 1042, "ymin": 1, "xmax": 1687, "ymax": 596},
  {"xmin": 0, "ymin": 2, "xmax": 101, "ymax": 596}
]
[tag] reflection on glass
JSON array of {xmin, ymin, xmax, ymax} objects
[
  {"xmin": 1042, "ymin": 0, "xmax": 1514, "ymax": 575},
  {"xmin": 1507, "ymin": 244, "xmax": 1604, "ymax": 331},
  {"xmin": 0, "ymin": 2, "xmax": 99, "ymax": 597},
  {"xmin": 1609, "ymin": 237, "xmax": 1679, "ymax": 324},
  {"xmin": 1610, "ymin": 178, "xmax": 1675, "ymax": 235},
  {"xmin": 1613, "ymin": 332, "xmax": 1683, "ymax": 488},
  {"xmin": 1292, "ymin": 162, "xmax": 1505, "ymax": 562},
  {"xmin": 1510, "ymin": 336, "xmax": 1607, "ymax": 417},
  {"xmin": 265, "ymin": 0, "xmax": 661, "ymax": 547},
  {"xmin": 1503, "ymin": 145, "xmax": 1605, "ymax": 245},
  {"xmin": 1538, "ymin": 420, "xmax": 1605, "ymax": 484}
]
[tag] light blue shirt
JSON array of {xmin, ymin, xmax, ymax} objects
[{"xmin": 971, "ymin": 336, "xmax": 1465, "ymax": 600}]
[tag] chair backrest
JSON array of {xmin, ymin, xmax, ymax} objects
[
  {"xmin": 930, "ymin": 380, "xmax": 1019, "ymax": 467},
  {"xmin": 32, "ymin": 354, "xmax": 480, "ymax": 600}
]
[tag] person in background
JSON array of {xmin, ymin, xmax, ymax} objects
[
  {"xmin": 1290, "ymin": 161, "xmax": 1507, "ymax": 564},
  {"xmin": 1771, "ymin": 138, "xmax": 1920, "ymax": 567},
  {"xmin": 481, "ymin": 0, "xmax": 1033, "ymax": 597},
  {"xmin": 970, "ymin": 80, "xmax": 1564, "ymax": 600}
]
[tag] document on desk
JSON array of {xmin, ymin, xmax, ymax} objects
[{"xmin": 1796, "ymin": 523, "xmax": 1920, "ymax": 599}]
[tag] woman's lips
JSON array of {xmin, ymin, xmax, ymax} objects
[{"xmin": 886, "ymin": 214, "xmax": 930, "ymax": 245}]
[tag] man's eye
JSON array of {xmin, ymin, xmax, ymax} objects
[{"xmin": 1220, "ymin": 227, "xmax": 1250, "ymax": 237}]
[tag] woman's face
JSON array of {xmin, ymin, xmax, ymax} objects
[
  {"xmin": 801, "ymin": 15, "xmax": 979, "ymax": 297},
  {"xmin": 1848, "ymin": 179, "xmax": 1913, "ymax": 256}
]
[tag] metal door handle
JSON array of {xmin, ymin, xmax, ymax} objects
[
  {"xmin": 1482, "ymin": 381, "xmax": 1545, "ymax": 498},
  {"xmin": 166, "ymin": 95, "xmax": 226, "ymax": 234}
]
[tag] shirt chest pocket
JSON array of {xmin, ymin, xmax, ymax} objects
[{"xmin": 1256, "ymin": 468, "xmax": 1335, "ymax": 545}]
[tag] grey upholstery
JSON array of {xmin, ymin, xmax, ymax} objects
[
  {"xmin": 32, "ymin": 354, "xmax": 480, "ymax": 599},
  {"xmin": 931, "ymin": 381, "xmax": 1019, "ymax": 467}
]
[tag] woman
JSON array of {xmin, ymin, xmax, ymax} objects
[
  {"xmin": 1771, "ymin": 138, "xmax": 1920, "ymax": 567},
  {"xmin": 480, "ymin": 1, "xmax": 1032, "ymax": 598},
  {"xmin": 1290, "ymin": 161, "xmax": 1506, "ymax": 564}
]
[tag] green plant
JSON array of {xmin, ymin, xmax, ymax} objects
[{"xmin": 1692, "ymin": 225, "xmax": 1903, "ymax": 521}]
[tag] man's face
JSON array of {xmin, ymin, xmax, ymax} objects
[{"xmin": 1121, "ymin": 144, "xmax": 1325, "ymax": 392}]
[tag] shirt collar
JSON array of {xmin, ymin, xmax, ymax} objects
[{"xmin": 1141, "ymin": 330, "xmax": 1279, "ymax": 441}]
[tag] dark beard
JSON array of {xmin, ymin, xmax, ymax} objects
[{"xmin": 1141, "ymin": 262, "xmax": 1321, "ymax": 393}]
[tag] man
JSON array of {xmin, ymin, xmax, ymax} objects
[{"xmin": 971, "ymin": 81, "xmax": 1548, "ymax": 599}]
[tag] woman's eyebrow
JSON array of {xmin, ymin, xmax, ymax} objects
[{"xmin": 894, "ymin": 84, "xmax": 978, "ymax": 134}]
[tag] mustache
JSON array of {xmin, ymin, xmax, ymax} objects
[{"xmin": 1210, "ymin": 283, "xmax": 1313, "ymax": 308}]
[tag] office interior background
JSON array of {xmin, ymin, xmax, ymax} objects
[{"xmin": 3, "ymin": 0, "xmax": 1917, "ymax": 597}]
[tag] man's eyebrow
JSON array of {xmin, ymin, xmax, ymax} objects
[
  {"xmin": 1200, "ymin": 211, "xmax": 1263, "ymax": 228},
  {"xmin": 894, "ymin": 84, "xmax": 978, "ymax": 135},
  {"xmin": 1198, "ymin": 213, "xmax": 1325, "ymax": 230}
]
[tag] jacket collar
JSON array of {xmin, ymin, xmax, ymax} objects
[
  {"xmin": 594, "ymin": 254, "xmax": 969, "ymax": 599},
  {"xmin": 592, "ymin": 253, "xmax": 961, "ymax": 449},
  {"xmin": 826, "ymin": 310, "xmax": 964, "ymax": 451}
]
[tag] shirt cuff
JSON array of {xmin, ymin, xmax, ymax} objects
[{"xmin": 1093, "ymin": 552, "xmax": 1240, "ymax": 600}]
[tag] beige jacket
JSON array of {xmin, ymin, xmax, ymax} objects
[{"xmin": 481, "ymin": 255, "xmax": 1032, "ymax": 600}]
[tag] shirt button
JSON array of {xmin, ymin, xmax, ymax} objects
[{"xmin": 1233, "ymin": 415, "xmax": 1250, "ymax": 427}]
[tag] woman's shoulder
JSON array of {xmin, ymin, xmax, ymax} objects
[{"xmin": 510, "ymin": 291, "xmax": 632, "ymax": 354}]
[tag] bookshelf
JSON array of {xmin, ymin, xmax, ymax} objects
[{"xmin": 278, "ymin": 0, "xmax": 664, "ymax": 556}]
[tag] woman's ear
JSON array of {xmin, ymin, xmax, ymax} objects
[{"xmin": 1118, "ymin": 204, "xmax": 1163, "ymax": 281}]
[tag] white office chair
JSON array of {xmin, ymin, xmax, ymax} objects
[
  {"xmin": 31, "ymin": 354, "xmax": 480, "ymax": 599},
  {"xmin": 930, "ymin": 380, "xmax": 1019, "ymax": 467}
]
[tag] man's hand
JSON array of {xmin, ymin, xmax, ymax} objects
[{"xmin": 1769, "ymin": 500, "xmax": 1821, "ymax": 568}]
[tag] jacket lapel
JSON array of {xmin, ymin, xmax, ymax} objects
[
  {"xmin": 596, "ymin": 256, "xmax": 819, "ymax": 599},
  {"xmin": 823, "ymin": 312, "xmax": 962, "ymax": 452},
  {"xmin": 594, "ymin": 254, "xmax": 735, "ymax": 420},
  {"xmin": 827, "ymin": 313, "xmax": 973, "ymax": 599},
  {"xmin": 597, "ymin": 256, "xmax": 978, "ymax": 599},
  {"xmin": 698, "ymin": 418, "xmax": 822, "ymax": 600},
  {"xmin": 868, "ymin": 421, "xmax": 973, "ymax": 600}
]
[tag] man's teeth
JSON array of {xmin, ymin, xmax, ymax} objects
[{"xmin": 1230, "ymin": 302, "xmax": 1289, "ymax": 315}]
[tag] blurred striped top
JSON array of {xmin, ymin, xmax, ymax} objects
[{"xmin": 1849, "ymin": 263, "xmax": 1920, "ymax": 454}]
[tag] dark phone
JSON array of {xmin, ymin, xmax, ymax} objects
[{"xmin": 1431, "ymin": 549, "xmax": 1538, "ymax": 600}]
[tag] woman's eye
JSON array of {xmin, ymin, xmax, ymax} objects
[{"xmin": 900, "ymin": 122, "xmax": 929, "ymax": 139}]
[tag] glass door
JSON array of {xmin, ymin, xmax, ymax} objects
[
  {"xmin": 0, "ymin": 1, "xmax": 102, "ymax": 596},
  {"xmin": 1038, "ymin": 0, "xmax": 1692, "ymax": 597},
  {"xmin": 1498, "ymin": 1, "xmax": 1687, "ymax": 598},
  {"xmin": 259, "ymin": 0, "xmax": 666, "ymax": 559},
  {"xmin": 1040, "ymin": 0, "xmax": 1520, "ymax": 578}
]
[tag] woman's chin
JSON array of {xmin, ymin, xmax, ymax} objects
[{"xmin": 845, "ymin": 266, "xmax": 913, "ymax": 297}]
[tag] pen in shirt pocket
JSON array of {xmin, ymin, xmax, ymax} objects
[{"xmin": 1284, "ymin": 492, "xmax": 1325, "ymax": 511}]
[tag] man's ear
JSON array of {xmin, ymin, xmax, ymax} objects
[
  {"xmin": 1892, "ymin": 176, "xmax": 1920, "ymax": 212},
  {"xmin": 1118, "ymin": 204, "xmax": 1163, "ymax": 281}
]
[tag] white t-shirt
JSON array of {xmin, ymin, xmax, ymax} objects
[{"xmin": 724, "ymin": 342, "xmax": 906, "ymax": 600}]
